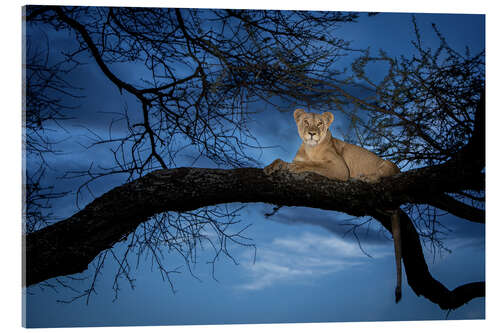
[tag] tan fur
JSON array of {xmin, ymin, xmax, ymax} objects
[{"xmin": 264, "ymin": 109, "xmax": 403, "ymax": 302}]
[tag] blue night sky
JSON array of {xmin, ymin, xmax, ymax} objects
[{"xmin": 22, "ymin": 5, "xmax": 485, "ymax": 328}]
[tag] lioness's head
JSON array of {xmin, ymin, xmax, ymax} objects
[{"xmin": 294, "ymin": 109, "xmax": 334, "ymax": 146}]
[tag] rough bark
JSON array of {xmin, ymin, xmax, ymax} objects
[{"xmin": 24, "ymin": 162, "xmax": 484, "ymax": 310}]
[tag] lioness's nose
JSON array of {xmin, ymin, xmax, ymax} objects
[{"xmin": 308, "ymin": 131, "xmax": 315, "ymax": 137}]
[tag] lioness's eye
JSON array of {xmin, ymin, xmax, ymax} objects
[
  {"xmin": 304, "ymin": 120, "xmax": 309, "ymax": 125},
  {"xmin": 318, "ymin": 121, "xmax": 323, "ymax": 126}
]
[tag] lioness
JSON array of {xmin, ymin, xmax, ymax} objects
[{"xmin": 264, "ymin": 108, "xmax": 402, "ymax": 303}]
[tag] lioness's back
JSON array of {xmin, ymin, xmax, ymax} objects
[{"xmin": 331, "ymin": 137, "xmax": 399, "ymax": 180}]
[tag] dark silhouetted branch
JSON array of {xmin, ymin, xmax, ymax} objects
[
  {"xmin": 26, "ymin": 163, "xmax": 483, "ymax": 300},
  {"xmin": 427, "ymin": 194, "xmax": 484, "ymax": 224},
  {"xmin": 370, "ymin": 210, "xmax": 484, "ymax": 310},
  {"xmin": 53, "ymin": 7, "xmax": 141, "ymax": 97}
]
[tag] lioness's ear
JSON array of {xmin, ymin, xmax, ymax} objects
[
  {"xmin": 294, "ymin": 109, "xmax": 306, "ymax": 122},
  {"xmin": 322, "ymin": 112, "xmax": 334, "ymax": 126}
]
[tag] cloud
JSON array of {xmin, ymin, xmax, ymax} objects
[
  {"xmin": 273, "ymin": 232, "xmax": 370, "ymax": 258},
  {"xmin": 236, "ymin": 231, "xmax": 392, "ymax": 291},
  {"xmin": 262, "ymin": 205, "xmax": 391, "ymax": 245}
]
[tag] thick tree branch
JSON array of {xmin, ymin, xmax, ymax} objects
[
  {"xmin": 453, "ymin": 89, "xmax": 485, "ymax": 169},
  {"xmin": 427, "ymin": 194, "xmax": 484, "ymax": 223},
  {"xmin": 25, "ymin": 163, "xmax": 483, "ymax": 290},
  {"xmin": 371, "ymin": 210, "xmax": 484, "ymax": 310}
]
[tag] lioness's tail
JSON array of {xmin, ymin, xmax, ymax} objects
[{"xmin": 391, "ymin": 209, "xmax": 402, "ymax": 303}]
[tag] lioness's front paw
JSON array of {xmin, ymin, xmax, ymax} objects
[
  {"xmin": 286, "ymin": 163, "xmax": 304, "ymax": 173},
  {"xmin": 264, "ymin": 158, "xmax": 288, "ymax": 175},
  {"xmin": 357, "ymin": 174, "xmax": 378, "ymax": 183}
]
